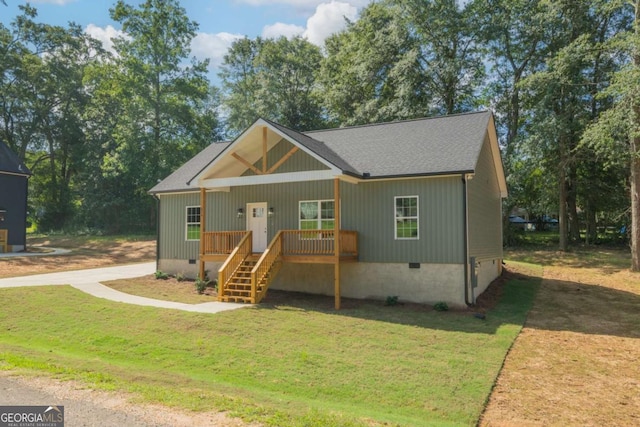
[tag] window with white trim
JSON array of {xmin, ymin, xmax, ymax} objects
[
  {"xmin": 395, "ymin": 196, "xmax": 418, "ymax": 239},
  {"xmin": 186, "ymin": 206, "xmax": 201, "ymax": 241},
  {"xmin": 299, "ymin": 200, "xmax": 335, "ymax": 236}
]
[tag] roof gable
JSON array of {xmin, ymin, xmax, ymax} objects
[{"xmin": 0, "ymin": 140, "xmax": 31, "ymax": 176}]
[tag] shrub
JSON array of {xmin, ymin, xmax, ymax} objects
[
  {"xmin": 175, "ymin": 272, "xmax": 185, "ymax": 282},
  {"xmin": 433, "ymin": 301, "xmax": 449, "ymax": 312},
  {"xmin": 154, "ymin": 271, "xmax": 169, "ymax": 280},
  {"xmin": 195, "ymin": 277, "xmax": 209, "ymax": 294},
  {"xmin": 385, "ymin": 296, "xmax": 399, "ymax": 306}
]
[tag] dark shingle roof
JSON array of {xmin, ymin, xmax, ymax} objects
[
  {"xmin": 263, "ymin": 118, "xmax": 359, "ymax": 175},
  {"xmin": 149, "ymin": 142, "xmax": 230, "ymax": 194},
  {"xmin": 150, "ymin": 111, "xmax": 494, "ymax": 194},
  {"xmin": 306, "ymin": 111, "xmax": 491, "ymax": 177},
  {"xmin": 0, "ymin": 140, "xmax": 31, "ymax": 176}
]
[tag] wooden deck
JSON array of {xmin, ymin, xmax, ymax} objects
[{"xmin": 201, "ymin": 230, "xmax": 358, "ymax": 304}]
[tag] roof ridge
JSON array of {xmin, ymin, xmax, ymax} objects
[{"xmin": 305, "ymin": 110, "xmax": 491, "ymax": 134}]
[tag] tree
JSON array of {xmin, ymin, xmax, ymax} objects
[
  {"xmin": 219, "ymin": 37, "xmax": 262, "ymax": 136},
  {"xmin": 582, "ymin": 0, "xmax": 640, "ymax": 268},
  {"xmin": 96, "ymin": 0, "xmax": 219, "ymax": 232},
  {"xmin": 220, "ymin": 36, "xmax": 324, "ymax": 134},
  {"xmin": 319, "ymin": 1, "xmax": 425, "ymax": 126},
  {"xmin": 395, "ymin": 0, "xmax": 485, "ymax": 114},
  {"xmin": 0, "ymin": 5, "xmax": 103, "ymax": 230},
  {"xmin": 519, "ymin": 0, "xmax": 631, "ymax": 250}
]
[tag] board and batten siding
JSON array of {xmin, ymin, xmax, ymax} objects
[
  {"xmin": 342, "ymin": 177, "xmax": 465, "ymax": 264},
  {"xmin": 242, "ymin": 138, "xmax": 329, "ymax": 177},
  {"xmin": 467, "ymin": 134, "xmax": 503, "ymax": 260},
  {"xmin": 158, "ymin": 175, "xmax": 465, "ymax": 265},
  {"xmin": 158, "ymin": 192, "xmax": 201, "ymax": 261}
]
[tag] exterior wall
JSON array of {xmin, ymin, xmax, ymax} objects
[
  {"xmin": 273, "ymin": 262, "xmax": 467, "ymax": 307},
  {"xmin": 467, "ymin": 135, "xmax": 503, "ymax": 260},
  {"xmin": 0, "ymin": 173, "xmax": 29, "ymax": 251},
  {"xmin": 467, "ymin": 134, "xmax": 503, "ymax": 296},
  {"xmin": 158, "ymin": 175, "xmax": 466, "ymax": 265},
  {"xmin": 156, "ymin": 259, "xmax": 466, "ymax": 307}
]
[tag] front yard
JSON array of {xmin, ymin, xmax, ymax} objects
[
  {"xmin": 2, "ymin": 235, "xmax": 638, "ymax": 425},
  {"xmin": 0, "ymin": 259, "xmax": 538, "ymax": 426}
]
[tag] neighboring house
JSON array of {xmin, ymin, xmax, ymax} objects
[
  {"xmin": 0, "ymin": 140, "xmax": 31, "ymax": 252},
  {"xmin": 150, "ymin": 111, "xmax": 507, "ymax": 308}
]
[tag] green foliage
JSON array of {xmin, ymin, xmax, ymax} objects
[
  {"xmin": 194, "ymin": 277, "xmax": 209, "ymax": 294},
  {"xmin": 175, "ymin": 272, "xmax": 185, "ymax": 282},
  {"xmin": 220, "ymin": 35, "xmax": 325, "ymax": 135},
  {"xmin": 433, "ymin": 302, "xmax": 449, "ymax": 312},
  {"xmin": 384, "ymin": 295, "xmax": 399, "ymax": 306},
  {"xmin": 154, "ymin": 271, "xmax": 169, "ymax": 280}
]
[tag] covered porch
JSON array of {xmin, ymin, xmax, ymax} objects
[{"xmin": 197, "ymin": 179, "xmax": 358, "ymax": 309}]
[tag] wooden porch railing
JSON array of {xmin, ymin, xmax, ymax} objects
[
  {"xmin": 251, "ymin": 230, "xmax": 284, "ymax": 303},
  {"xmin": 281, "ymin": 230, "xmax": 358, "ymax": 257},
  {"xmin": 202, "ymin": 231, "xmax": 246, "ymax": 255},
  {"xmin": 217, "ymin": 231, "xmax": 252, "ymax": 301}
]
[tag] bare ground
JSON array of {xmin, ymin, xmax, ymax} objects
[{"xmin": 480, "ymin": 262, "xmax": 640, "ymax": 426}]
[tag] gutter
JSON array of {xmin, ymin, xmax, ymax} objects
[
  {"xmin": 462, "ymin": 174, "xmax": 474, "ymax": 306},
  {"xmin": 153, "ymin": 194, "xmax": 160, "ymax": 271}
]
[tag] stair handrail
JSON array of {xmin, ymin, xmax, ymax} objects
[
  {"xmin": 218, "ymin": 231, "xmax": 252, "ymax": 301},
  {"xmin": 250, "ymin": 230, "xmax": 283, "ymax": 303}
]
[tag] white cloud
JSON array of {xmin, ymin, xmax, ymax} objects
[
  {"xmin": 262, "ymin": 22, "xmax": 305, "ymax": 39},
  {"xmin": 84, "ymin": 24, "xmax": 127, "ymax": 55},
  {"xmin": 303, "ymin": 1, "xmax": 358, "ymax": 46},
  {"xmin": 236, "ymin": 0, "xmax": 369, "ymax": 13},
  {"xmin": 191, "ymin": 32, "xmax": 244, "ymax": 68}
]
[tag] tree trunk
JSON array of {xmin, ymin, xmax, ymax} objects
[
  {"xmin": 566, "ymin": 168, "xmax": 581, "ymax": 243},
  {"xmin": 559, "ymin": 167, "xmax": 568, "ymax": 251},
  {"xmin": 632, "ymin": 1, "xmax": 640, "ymax": 271}
]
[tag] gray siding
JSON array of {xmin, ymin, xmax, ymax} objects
[
  {"xmin": 468, "ymin": 135, "xmax": 503, "ymax": 260},
  {"xmin": 159, "ymin": 176, "xmax": 465, "ymax": 265},
  {"xmin": 158, "ymin": 192, "xmax": 201, "ymax": 261},
  {"xmin": 342, "ymin": 178, "xmax": 464, "ymax": 263},
  {"xmin": 242, "ymin": 138, "xmax": 329, "ymax": 176}
]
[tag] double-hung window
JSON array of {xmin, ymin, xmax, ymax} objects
[
  {"xmin": 186, "ymin": 206, "xmax": 201, "ymax": 241},
  {"xmin": 395, "ymin": 196, "xmax": 418, "ymax": 239},
  {"xmin": 299, "ymin": 200, "xmax": 335, "ymax": 237}
]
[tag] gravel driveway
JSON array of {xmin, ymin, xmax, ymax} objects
[{"xmin": 0, "ymin": 372, "xmax": 252, "ymax": 427}]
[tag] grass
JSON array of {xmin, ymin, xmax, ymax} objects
[{"xmin": 0, "ymin": 273, "xmax": 539, "ymax": 427}]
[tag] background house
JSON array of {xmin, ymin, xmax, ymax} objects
[
  {"xmin": 0, "ymin": 140, "xmax": 31, "ymax": 252},
  {"xmin": 150, "ymin": 111, "xmax": 507, "ymax": 307}
]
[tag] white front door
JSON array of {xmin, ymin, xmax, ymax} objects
[{"xmin": 247, "ymin": 202, "xmax": 268, "ymax": 252}]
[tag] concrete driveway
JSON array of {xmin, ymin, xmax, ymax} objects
[{"xmin": 0, "ymin": 262, "xmax": 247, "ymax": 313}]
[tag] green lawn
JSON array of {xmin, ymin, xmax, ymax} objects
[{"xmin": 0, "ymin": 274, "xmax": 539, "ymax": 426}]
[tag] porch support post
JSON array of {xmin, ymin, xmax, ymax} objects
[
  {"xmin": 262, "ymin": 126, "xmax": 268, "ymax": 173},
  {"xmin": 334, "ymin": 177, "xmax": 341, "ymax": 310},
  {"xmin": 199, "ymin": 187, "xmax": 207, "ymax": 280}
]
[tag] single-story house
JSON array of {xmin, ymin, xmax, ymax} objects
[
  {"xmin": 0, "ymin": 140, "xmax": 31, "ymax": 252},
  {"xmin": 149, "ymin": 111, "xmax": 507, "ymax": 308}
]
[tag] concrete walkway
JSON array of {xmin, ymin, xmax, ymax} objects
[
  {"xmin": 0, "ymin": 247, "xmax": 71, "ymax": 258},
  {"xmin": 0, "ymin": 262, "xmax": 247, "ymax": 314}
]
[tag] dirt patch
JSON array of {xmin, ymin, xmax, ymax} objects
[
  {"xmin": 480, "ymin": 263, "xmax": 640, "ymax": 426},
  {"xmin": 104, "ymin": 274, "xmax": 218, "ymax": 304},
  {"xmin": 0, "ymin": 236, "xmax": 155, "ymax": 278}
]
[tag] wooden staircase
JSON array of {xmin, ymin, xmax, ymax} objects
[{"xmin": 218, "ymin": 231, "xmax": 284, "ymax": 304}]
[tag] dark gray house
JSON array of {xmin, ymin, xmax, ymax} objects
[
  {"xmin": 0, "ymin": 140, "xmax": 31, "ymax": 252},
  {"xmin": 150, "ymin": 111, "xmax": 507, "ymax": 308}
]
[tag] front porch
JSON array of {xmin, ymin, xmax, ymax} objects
[{"xmin": 199, "ymin": 229, "xmax": 358, "ymax": 307}]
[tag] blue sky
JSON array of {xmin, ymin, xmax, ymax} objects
[{"xmin": 1, "ymin": 0, "xmax": 372, "ymax": 81}]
